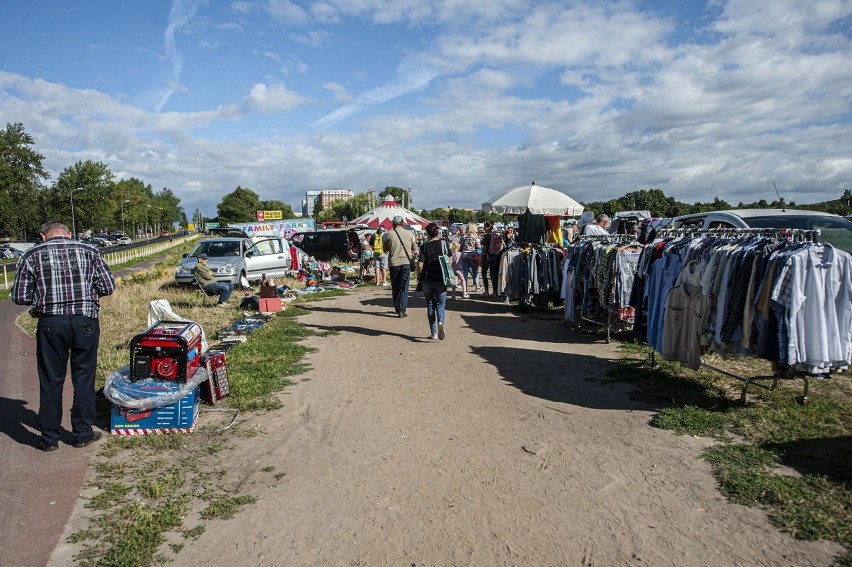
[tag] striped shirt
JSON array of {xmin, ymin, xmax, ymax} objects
[{"xmin": 11, "ymin": 236, "xmax": 116, "ymax": 318}]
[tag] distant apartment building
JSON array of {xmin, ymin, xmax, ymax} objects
[{"xmin": 303, "ymin": 189, "xmax": 353, "ymax": 216}]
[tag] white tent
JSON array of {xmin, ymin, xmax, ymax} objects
[
  {"xmin": 351, "ymin": 196, "xmax": 430, "ymax": 230},
  {"xmin": 481, "ymin": 182, "xmax": 584, "ymax": 216}
]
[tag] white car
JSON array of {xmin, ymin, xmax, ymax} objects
[{"xmin": 117, "ymin": 236, "xmax": 132, "ymax": 246}]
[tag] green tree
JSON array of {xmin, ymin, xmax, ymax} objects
[
  {"xmin": 380, "ymin": 186, "xmax": 411, "ymax": 208},
  {"xmin": 260, "ymin": 199, "xmax": 295, "ymax": 219},
  {"xmin": 217, "ymin": 186, "xmax": 262, "ymax": 224},
  {"xmin": 0, "ymin": 122, "xmax": 49, "ymax": 239},
  {"xmin": 115, "ymin": 177, "xmax": 155, "ymax": 236},
  {"xmin": 448, "ymin": 208, "xmax": 475, "ymax": 224},
  {"xmin": 49, "ymin": 160, "xmax": 115, "ymax": 236}
]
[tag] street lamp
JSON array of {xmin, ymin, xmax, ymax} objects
[
  {"xmin": 120, "ymin": 199, "xmax": 129, "ymax": 234},
  {"xmin": 71, "ymin": 187, "xmax": 82, "ymax": 240}
]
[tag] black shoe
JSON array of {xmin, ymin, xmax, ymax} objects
[
  {"xmin": 399, "ymin": 311, "xmax": 407, "ymax": 318},
  {"xmin": 74, "ymin": 430, "xmax": 103, "ymax": 448},
  {"xmin": 37, "ymin": 441, "xmax": 59, "ymax": 452}
]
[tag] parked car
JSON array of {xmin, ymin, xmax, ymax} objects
[
  {"xmin": 0, "ymin": 246, "xmax": 24, "ymax": 259},
  {"xmin": 160, "ymin": 231, "xmax": 170, "ymax": 237},
  {"xmin": 117, "ymin": 236, "xmax": 132, "ymax": 246},
  {"xmin": 174, "ymin": 229, "xmax": 292, "ymax": 286},
  {"xmin": 291, "ymin": 229, "xmax": 360, "ymax": 262},
  {"xmin": 670, "ymin": 209, "xmax": 852, "ymax": 252}
]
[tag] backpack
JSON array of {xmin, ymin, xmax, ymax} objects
[{"xmin": 487, "ymin": 232, "xmax": 505, "ymax": 256}]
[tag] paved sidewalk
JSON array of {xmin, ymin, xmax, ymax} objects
[{"xmin": 0, "ymin": 300, "xmax": 100, "ymax": 567}]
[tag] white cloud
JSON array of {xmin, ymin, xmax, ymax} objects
[
  {"xmin": 241, "ymin": 82, "xmax": 311, "ymax": 113},
  {"xmin": 2, "ymin": 0, "xmax": 851, "ymax": 216}
]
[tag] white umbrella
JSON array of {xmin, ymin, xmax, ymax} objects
[{"xmin": 481, "ymin": 182, "xmax": 584, "ymax": 216}]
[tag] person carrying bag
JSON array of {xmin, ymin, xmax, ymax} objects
[
  {"xmin": 384, "ymin": 216, "xmax": 417, "ymax": 318},
  {"xmin": 416, "ymin": 223, "xmax": 449, "ymax": 340}
]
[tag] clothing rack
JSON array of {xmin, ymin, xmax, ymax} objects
[
  {"xmin": 566, "ymin": 235, "xmax": 641, "ymax": 343},
  {"xmin": 656, "ymin": 226, "xmax": 821, "ymax": 242},
  {"xmin": 645, "ymin": 229, "xmax": 837, "ymax": 404}
]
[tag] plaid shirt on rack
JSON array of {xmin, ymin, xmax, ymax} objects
[{"xmin": 11, "ymin": 236, "xmax": 116, "ymax": 318}]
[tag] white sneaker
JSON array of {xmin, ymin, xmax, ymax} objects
[
  {"xmin": 438, "ymin": 322, "xmax": 445, "ymax": 340},
  {"xmin": 429, "ymin": 333, "xmax": 438, "ymax": 340},
  {"xmin": 462, "ymin": 293, "xmax": 470, "ymax": 299}
]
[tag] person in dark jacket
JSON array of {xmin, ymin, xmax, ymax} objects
[{"xmin": 416, "ymin": 223, "xmax": 448, "ymax": 339}]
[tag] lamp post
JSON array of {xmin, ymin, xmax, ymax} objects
[
  {"xmin": 120, "ymin": 199, "xmax": 129, "ymax": 234},
  {"xmin": 71, "ymin": 187, "xmax": 82, "ymax": 240}
]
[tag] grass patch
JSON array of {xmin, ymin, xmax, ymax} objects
[
  {"xmin": 200, "ymin": 494, "xmax": 258, "ymax": 520},
  {"xmin": 705, "ymin": 444, "xmax": 852, "ymax": 546},
  {"xmin": 651, "ymin": 405, "xmax": 729, "ymax": 437},
  {"xmin": 611, "ymin": 341, "xmax": 852, "ymax": 559}
]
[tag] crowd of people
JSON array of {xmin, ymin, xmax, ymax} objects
[
  {"xmin": 356, "ymin": 217, "xmax": 518, "ymax": 340},
  {"xmin": 358, "ymin": 212, "xmax": 628, "ymax": 340}
]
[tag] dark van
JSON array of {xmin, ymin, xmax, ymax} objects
[{"xmin": 292, "ymin": 229, "xmax": 360, "ymax": 262}]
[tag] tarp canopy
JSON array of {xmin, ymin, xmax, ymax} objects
[
  {"xmin": 351, "ymin": 196, "xmax": 430, "ymax": 230},
  {"xmin": 481, "ymin": 182, "xmax": 584, "ymax": 216}
]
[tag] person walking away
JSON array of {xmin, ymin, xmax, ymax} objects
[
  {"xmin": 359, "ymin": 233, "xmax": 373, "ymax": 279},
  {"xmin": 383, "ymin": 215, "xmax": 417, "ymax": 317},
  {"xmin": 193, "ymin": 253, "xmax": 233, "ymax": 307},
  {"xmin": 459, "ymin": 222, "xmax": 482, "ymax": 292},
  {"xmin": 11, "ymin": 221, "xmax": 116, "ymax": 451},
  {"xmin": 416, "ymin": 223, "xmax": 449, "ymax": 339},
  {"xmin": 371, "ymin": 227, "xmax": 388, "ymax": 286},
  {"xmin": 582, "ymin": 213, "xmax": 611, "ymax": 236},
  {"xmin": 481, "ymin": 221, "xmax": 505, "ymax": 297},
  {"xmin": 449, "ymin": 241, "xmax": 466, "ymax": 299}
]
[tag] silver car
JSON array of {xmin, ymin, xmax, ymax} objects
[{"xmin": 174, "ymin": 233, "xmax": 292, "ymax": 286}]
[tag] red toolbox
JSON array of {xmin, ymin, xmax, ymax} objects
[
  {"xmin": 130, "ymin": 321, "xmax": 203, "ymax": 383},
  {"xmin": 200, "ymin": 351, "xmax": 231, "ymax": 404}
]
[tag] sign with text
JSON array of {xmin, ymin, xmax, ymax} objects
[{"xmin": 257, "ymin": 210, "xmax": 283, "ymax": 221}]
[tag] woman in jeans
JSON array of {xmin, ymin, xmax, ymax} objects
[
  {"xmin": 416, "ymin": 223, "xmax": 448, "ymax": 340},
  {"xmin": 459, "ymin": 222, "xmax": 481, "ymax": 292}
]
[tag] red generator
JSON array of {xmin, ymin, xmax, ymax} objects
[
  {"xmin": 130, "ymin": 321, "xmax": 203, "ymax": 383},
  {"xmin": 200, "ymin": 351, "xmax": 231, "ymax": 405}
]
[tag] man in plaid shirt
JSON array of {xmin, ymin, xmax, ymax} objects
[{"xmin": 12, "ymin": 221, "xmax": 115, "ymax": 452}]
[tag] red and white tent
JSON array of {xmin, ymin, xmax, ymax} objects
[{"xmin": 351, "ymin": 196, "xmax": 429, "ymax": 230}]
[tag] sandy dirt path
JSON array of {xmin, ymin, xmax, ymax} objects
[{"xmin": 57, "ymin": 285, "xmax": 844, "ymax": 566}]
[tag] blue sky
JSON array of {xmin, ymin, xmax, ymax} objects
[{"xmin": 2, "ymin": 0, "xmax": 851, "ymax": 217}]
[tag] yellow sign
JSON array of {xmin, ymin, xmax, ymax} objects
[
  {"xmin": 259, "ymin": 210, "xmax": 283, "ymax": 220},
  {"xmin": 188, "ymin": 223, "xmax": 195, "ymax": 231}
]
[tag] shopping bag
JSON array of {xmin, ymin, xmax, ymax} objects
[{"xmin": 438, "ymin": 255, "xmax": 454, "ymax": 287}]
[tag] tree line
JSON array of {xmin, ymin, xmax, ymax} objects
[{"xmin": 1, "ymin": 123, "xmax": 185, "ymax": 240}]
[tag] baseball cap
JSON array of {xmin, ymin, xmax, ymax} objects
[
  {"xmin": 376, "ymin": 227, "xmax": 385, "ymax": 233},
  {"xmin": 392, "ymin": 215, "xmax": 404, "ymax": 225},
  {"xmin": 198, "ymin": 253, "xmax": 208, "ymax": 259}
]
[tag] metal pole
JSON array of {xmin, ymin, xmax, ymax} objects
[{"xmin": 72, "ymin": 187, "xmax": 81, "ymax": 240}]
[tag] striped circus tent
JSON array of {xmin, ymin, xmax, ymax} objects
[{"xmin": 351, "ymin": 195, "xmax": 430, "ymax": 230}]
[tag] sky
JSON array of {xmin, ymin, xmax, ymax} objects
[{"xmin": 1, "ymin": 0, "xmax": 851, "ymax": 218}]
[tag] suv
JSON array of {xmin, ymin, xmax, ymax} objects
[
  {"xmin": 291, "ymin": 229, "xmax": 360, "ymax": 262},
  {"xmin": 174, "ymin": 230, "xmax": 292, "ymax": 286},
  {"xmin": 671, "ymin": 209, "xmax": 852, "ymax": 252}
]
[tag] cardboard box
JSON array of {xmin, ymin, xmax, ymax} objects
[
  {"xmin": 110, "ymin": 383, "xmax": 200, "ymax": 435},
  {"xmin": 259, "ymin": 297, "xmax": 282, "ymax": 313}
]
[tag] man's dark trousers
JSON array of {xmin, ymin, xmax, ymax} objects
[
  {"xmin": 36, "ymin": 315, "xmax": 100, "ymax": 446},
  {"xmin": 389, "ymin": 264, "xmax": 411, "ymax": 314}
]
